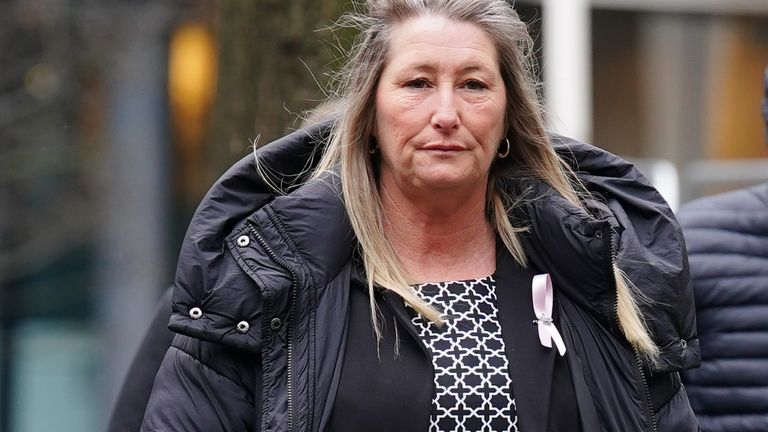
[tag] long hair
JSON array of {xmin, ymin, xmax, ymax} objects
[{"xmin": 310, "ymin": 0, "xmax": 658, "ymax": 362}]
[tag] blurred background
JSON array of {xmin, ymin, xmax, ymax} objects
[{"xmin": 0, "ymin": 0, "xmax": 766, "ymax": 430}]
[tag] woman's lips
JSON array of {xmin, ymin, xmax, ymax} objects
[{"xmin": 421, "ymin": 143, "xmax": 464, "ymax": 152}]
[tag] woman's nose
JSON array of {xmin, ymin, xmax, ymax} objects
[{"xmin": 431, "ymin": 88, "xmax": 460, "ymax": 131}]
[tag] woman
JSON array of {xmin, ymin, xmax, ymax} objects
[{"xmin": 142, "ymin": 1, "xmax": 700, "ymax": 431}]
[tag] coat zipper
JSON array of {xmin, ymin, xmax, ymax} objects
[
  {"xmin": 633, "ymin": 350, "xmax": 658, "ymax": 432},
  {"xmin": 247, "ymin": 221, "xmax": 300, "ymax": 432},
  {"xmin": 603, "ymin": 225, "xmax": 657, "ymax": 432}
]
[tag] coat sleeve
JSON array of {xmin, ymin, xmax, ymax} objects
[{"xmin": 141, "ymin": 335, "xmax": 258, "ymax": 432}]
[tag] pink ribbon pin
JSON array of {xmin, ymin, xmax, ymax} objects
[{"xmin": 532, "ymin": 273, "xmax": 567, "ymax": 356}]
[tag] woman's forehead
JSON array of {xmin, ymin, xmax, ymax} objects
[{"xmin": 385, "ymin": 16, "xmax": 499, "ymax": 71}]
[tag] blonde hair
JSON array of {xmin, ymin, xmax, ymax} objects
[{"xmin": 310, "ymin": 0, "xmax": 658, "ymax": 362}]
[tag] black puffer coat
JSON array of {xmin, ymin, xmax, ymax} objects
[
  {"xmin": 680, "ymin": 183, "xmax": 768, "ymax": 432},
  {"xmin": 141, "ymin": 123, "xmax": 700, "ymax": 431}
]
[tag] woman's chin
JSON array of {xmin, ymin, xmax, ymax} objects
[{"xmin": 411, "ymin": 171, "xmax": 484, "ymax": 193}]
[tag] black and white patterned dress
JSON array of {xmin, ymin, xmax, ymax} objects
[{"xmin": 411, "ymin": 276, "xmax": 520, "ymax": 432}]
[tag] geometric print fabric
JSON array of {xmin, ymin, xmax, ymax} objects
[{"xmin": 411, "ymin": 276, "xmax": 520, "ymax": 432}]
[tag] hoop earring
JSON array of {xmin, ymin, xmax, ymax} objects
[{"xmin": 497, "ymin": 138, "xmax": 511, "ymax": 159}]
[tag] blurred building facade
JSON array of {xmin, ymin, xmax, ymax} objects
[
  {"xmin": 523, "ymin": 0, "xmax": 768, "ymax": 207},
  {"xmin": 0, "ymin": 0, "xmax": 766, "ymax": 431},
  {"xmin": 0, "ymin": 1, "xmax": 195, "ymax": 430}
]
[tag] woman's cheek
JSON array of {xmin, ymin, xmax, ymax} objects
[{"xmin": 397, "ymin": 92, "xmax": 429, "ymax": 109}]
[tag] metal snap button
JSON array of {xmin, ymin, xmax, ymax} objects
[
  {"xmin": 236, "ymin": 321, "xmax": 250, "ymax": 333},
  {"xmin": 270, "ymin": 317, "xmax": 282, "ymax": 330},
  {"xmin": 594, "ymin": 230, "xmax": 603, "ymax": 239},
  {"xmin": 680, "ymin": 339, "xmax": 688, "ymax": 349},
  {"xmin": 236, "ymin": 235, "xmax": 250, "ymax": 247},
  {"xmin": 189, "ymin": 307, "xmax": 203, "ymax": 320}
]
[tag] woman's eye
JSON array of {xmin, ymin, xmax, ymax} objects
[
  {"xmin": 405, "ymin": 79, "xmax": 430, "ymax": 89},
  {"xmin": 463, "ymin": 80, "xmax": 487, "ymax": 91}
]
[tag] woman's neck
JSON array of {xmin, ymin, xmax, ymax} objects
[{"xmin": 380, "ymin": 183, "xmax": 497, "ymax": 283}]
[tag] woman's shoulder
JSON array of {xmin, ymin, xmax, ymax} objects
[
  {"xmin": 515, "ymin": 134, "xmax": 697, "ymax": 373},
  {"xmin": 168, "ymin": 123, "xmax": 343, "ymax": 349}
]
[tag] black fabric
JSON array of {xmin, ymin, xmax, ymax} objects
[
  {"xmin": 648, "ymin": 371, "xmax": 682, "ymax": 414},
  {"xmin": 326, "ymin": 284, "xmax": 433, "ymax": 432},
  {"xmin": 558, "ymin": 294, "xmax": 649, "ymax": 431},
  {"xmin": 142, "ymin": 335, "xmax": 258, "ymax": 431},
  {"xmin": 549, "ymin": 344, "xmax": 582, "ymax": 431},
  {"xmin": 107, "ymin": 286, "xmax": 174, "ymax": 432},
  {"xmin": 679, "ymin": 183, "xmax": 768, "ymax": 432}
]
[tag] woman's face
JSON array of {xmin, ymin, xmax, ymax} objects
[{"xmin": 374, "ymin": 15, "xmax": 507, "ymax": 197}]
